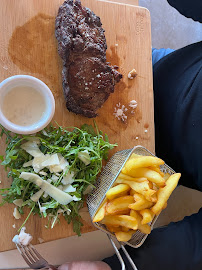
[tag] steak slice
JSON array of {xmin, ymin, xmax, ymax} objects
[{"xmin": 55, "ymin": 0, "xmax": 122, "ymax": 118}]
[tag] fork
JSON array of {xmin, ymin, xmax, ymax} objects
[{"xmin": 15, "ymin": 243, "xmax": 57, "ymax": 270}]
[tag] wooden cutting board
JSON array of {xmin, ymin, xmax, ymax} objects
[
  {"xmin": 0, "ymin": 0, "xmax": 154, "ymax": 251},
  {"xmin": 106, "ymin": 0, "xmax": 139, "ymax": 5}
]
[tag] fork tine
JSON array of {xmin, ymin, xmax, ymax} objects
[
  {"xmin": 21, "ymin": 245, "xmax": 36, "ymax": 264},
  {"xmin": 29, "ymin": 244, "xmax": 45, "ymax": 260},
  {"xmin": 25, "ymin": 245, "xmax": 39, "ymax": 261},
  {"xmin": 16, "ymin": 244, "xmax": 32, "ymax": 266},
  {"xmin": 21, "ymin": 252, "xmax": 32, "ymax": 266}
]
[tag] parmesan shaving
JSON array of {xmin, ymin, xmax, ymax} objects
[
  {"xmin": 57, "ymin": 185, "xmax": 63, "ymax": 190},
  {"xmin": 39, "ymin": 171, "xmax": 48, "ymax": 176},
  {"xmin": 61, "ymin": 171, "xmax": 75, "ymax": 185},
  {"xmin": 78, "ymin": 150, "xmax": 91, "ymax": 165},
  {"xmin": 32, "ymin": 155, "xmax": 47, "ymax": 173},
  {"xmin": 30, "ymin": 189, "xmax": 44, "ymax": 202},
  {"xmin": 20, "ymin": 172, "xmax": 74, "ymax": 205},
  {"xmin": 72, "ymin": 195, "xmax": 81, "ymax": 201},
  {"xmin": 21, "ymin": 141, "xmax": 43, "ymax": 157},
  {"xmin": 63, "ymin": 184, "xmax": 76, "ymax": 193},
  {"xmin": 51, "ymin": 175, "xmax": 59, "ymax": 182},
  {"xmin": 47, "ymin": 179, "xmax": 52, "ymax": 184},
  {"xmin": 13, "ymin": 199, "xmax": 23, "ymax": 207},
  {"xmin": 13, "ymin": 207, "xmax": 21, "ymax": 219},
  {"xmin": 23, "ymin": 160, "xmax": 33, "ymax": 168},
  {"xmin": 38, "ymin": 201, "xmax": 46, "ymax": 213},
  {"xmin": 43, "ymin": 192, "xmax": 48, "ymax": 198},
  {"xmin": 49, "ymin": 154, "xmax": 69, "ymax": 173},
  {"xmin": 41, "ymin": 153, "xmax": 60, "ymax": 167}
]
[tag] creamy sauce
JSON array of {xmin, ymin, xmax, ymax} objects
[{"xmin": 2, "ymin": 86, "xmax": 46, "ymax": 126}]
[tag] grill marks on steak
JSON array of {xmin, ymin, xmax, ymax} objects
[{"xmin": 55, "ymin": 0, "xmax": 122, "ymax": 118}]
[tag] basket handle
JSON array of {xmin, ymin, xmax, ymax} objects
[{"xmin": 107, "ymin": 235, "xmax": 139, "ymax": 270}]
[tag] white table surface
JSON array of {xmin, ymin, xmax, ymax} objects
[{"xmin": 0, "ymin": 230, "xmax": 116, "ymax": 269}]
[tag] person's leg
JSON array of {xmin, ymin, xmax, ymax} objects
[
  {"xmin": 154, "ymin": 41, "xmax": 202, "ymax": 191},
  {"xmin": 58, "ymin": 261, "xmax": 111, "ymax": 270},
  {"xmin": 104, "ymin": 208, "xmax": 202, "ymax": 270},
  {"xmin": 152, "ymin": 48, "xmax": 174, "ymax": 65},
  {"xmin": 104, "ymin": 42, "xmax": 202, "ymax": 270}
]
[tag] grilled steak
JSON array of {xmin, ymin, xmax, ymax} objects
[{"xmin": 55, "ymin": 0, "xmax": 122, "ymax": 118}]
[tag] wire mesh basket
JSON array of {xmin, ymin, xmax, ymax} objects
[{"xmin": 86, "ymin": 145, "xmax": 176, "ymax": 269}]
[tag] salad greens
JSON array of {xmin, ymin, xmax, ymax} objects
[{"xmin": 0, "ymin": 123, "xmax": 117, "ymax": 236}]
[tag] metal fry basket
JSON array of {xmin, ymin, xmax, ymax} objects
[{"xmin": 87, "ymin": 145, "xmax": 175, "ymax": 270}]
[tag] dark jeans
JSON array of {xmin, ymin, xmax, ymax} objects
[{"xmin": 104, "ymin": 41, "xmax": 202, "ymax": 270}]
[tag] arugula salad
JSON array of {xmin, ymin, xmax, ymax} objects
[{"xmin": 0, "ymin": 124, "xmax": 117, "ymax": 235}]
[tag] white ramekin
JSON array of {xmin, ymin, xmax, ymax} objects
[{"xmin": 0, "ymin": 75, "xmax": 55, "ymax": 134}]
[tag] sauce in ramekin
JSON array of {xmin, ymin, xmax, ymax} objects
[{"xmin": 2, "ymin": 86, "xmax": 46, "ymax": 126}]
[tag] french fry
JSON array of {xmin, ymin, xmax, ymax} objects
[
  {"xmin": 150, "ymin": 186, "xmax": 158, "ymax": 202},
  {"xmin": 130, "ymin": 189, "xmax": 136, "ymax": 196},
  {"xmin": 129, "ymin": 200, "xmax": 153, "ymax": 211},
  {"xmin": 106, "ymin": 184, "xmax": 130, "ymax": 200},
  {"xmin": 121, "ymin": 226, "xmax": 130, "ymax": 232},
  {"xmin": 134, "ymin": 193, "xmax": 152, "ymax": 203},
  {"xmin": 101, "ymin": 215, "xmax": 138, "ymax": 230},
  {"xmin": 152, "ymin": 173, "xmax": 181, "ymax": 214},
  {"xmin": 130, "ymin": 210, "xmax": 151, "ymax": 234},
  {"xmin": 148, "ymin": 166, "xmax": 164, "ymax": 177},
  {"xmin": 122, "ymin": 167, "xmax": 166, "ymax": 187},
  {"xmin": 150, "ymin": 193, "xmax": 157, "ymax": 203},
  {"xmin": 163, "ymin": 173, "xmax": 171, "ymax": 181},
  {"xmin": 115, "ymin": 230, "xmax": 135, "ymax": 242},
  {"xmin": 122, "ymin": 156, "xmax": 164, "ymax": 173},
  {"xmin": 152, "ymin": 183, "xmax": 158, "ymax": 191},
  {"xmin": 116, "ymin": 179, "xmax": 156, "ymax": 202},
  {"xmin": 106, "ymin": 225, "xmax": 121, "ymax": 233},
  {"xmin": 93, "ymin": 152, "xmax": 180, "ymax": 243},
  {"xmin": 105, "ymin": 209, "xmax": 130, "ymax": 216},
  {"xmin": 148, "ymin": 181, "xmax": 153, "ymax": 189},
  {"xmin": 155, "ymin": 202, "xmax": 168, "ymax": 216},
  {"xmin": 130, "ymin": 187, "xmax": 157, "ymax": 203},
  {"xmin": 163, "ymin": 201, "xmax": 168, "ymax": 209},
  {"xmin": 129, "ymin": 193, "xmax": 154, "ymax": 210},
  {"xmin": 106, "ymin": 196, "xmax": 134, "ymax": 214},
  {"xmin": 93, "ymin": 199, "xmax": 107, "ymax": 222},
  {"xmin": 139, "ymin": 209, "xmax": 155, "ymax": 224},
  {"xmin": 118, "ymin": 173, "xmax": 146, "ymax": 183}
]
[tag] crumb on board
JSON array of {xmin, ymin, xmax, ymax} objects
[
  {"xmin": 145, "ymin": 129, "xmax": 148, "ymax": 133},
  {"xmin": 129, "ymin": 100, "xmax": 138, "ymax": 109},
  {"xmin": 136, "ymin": 136, "xmax": 139, "ymax": 140},
  {"xmin": 115, "ymin": 43, "xmax": 118, "ymax": 47},
  {"xmin": 128, "ymin": 69, "xmax": 137, "ymax": 79},
  {"xmin": 38, "ymin": 237, "xmax": 45, "ymax": 244},
  {"xmin": 114, "ymin": 101, "xmax": 138, "ymax": 121},
  {"xmin": 113, "ymin": 103, "xmax": 128, "ymax": 122},
  {"xmin": 12, "ymin": 224, "xmax": 16, "ymax": 229}
]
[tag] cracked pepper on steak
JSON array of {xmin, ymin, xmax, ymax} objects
[{"xmin": 55, "ymin": 0, "xmax": 122, "ymax": 118}]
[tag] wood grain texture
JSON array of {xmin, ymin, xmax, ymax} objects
[
  {"xmin": 0, "ymin": 0, "xmax": 154, "ymax": 251},
  {"xmin": 103, "ymin": 0, "xmax": 139, "ymax": 6}
]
